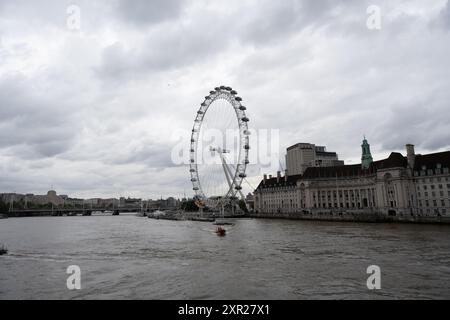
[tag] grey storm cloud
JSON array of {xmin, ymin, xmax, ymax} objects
[
  {"xmin": 0, "ymin": 75, "xmax": 81, "ymax": 158},
  {"xmin": 96, "ymin": 34, "xmax": 225, "ymax": 80},
  {"xmin": 441, "ymin": 1, "xmax": 450, "ymax": 28},
  {"xmin": 115, "ymin": 0, "xmax": 186, "ymax": 26},
  {"xmin": 1, "ymin": 0, "xmax": 450, "ymax": 199},
  {"xmin": 375, "ymin": 94, "xmax": 450, "ymax": 152},
  {"xmin": 95, "ymin": 8, "xmax": 235, "ymax": 81},
  {"xmin": 105, "ymin": 142, "xmax": 176, "ymax": 168},
  {"xmin": 240, "ymin": 0, "xmax": 358, "ymax": 45},
  {"xmin": 97, "ymin": 0, "xmax": 357, "ymax": 80}
]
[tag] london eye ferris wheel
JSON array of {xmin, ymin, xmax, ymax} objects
[{"xmin": 189, "ymin": 86, "xmax": 250, "ymax": 209}]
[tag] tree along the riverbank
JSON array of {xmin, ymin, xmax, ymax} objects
[
  {"xmin": 0, "ymin": 200, "xmax": 8, "ymax": 213},
  {"xmin": 181, "ymin": 200, "xmax": 199, "ymax": 212}
]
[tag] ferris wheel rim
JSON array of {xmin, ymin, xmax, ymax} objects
[{"xmin": 189, "ymin": 86, "xmax": 250, "ymax": 205}]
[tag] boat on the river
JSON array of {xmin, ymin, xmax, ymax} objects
[{"xmin": 215, "ymin": 227, "xmax": 226, "ymax": 237}]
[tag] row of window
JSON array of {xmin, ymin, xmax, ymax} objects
[
  {"xmin": 419, "ymin": 208, "xmax": 447, "ymax": 215},
  {"xmin": 261, "ymin": 186, "xmax": 296, "ymax": 192},
  {"xmin": 417, "ymin": 184, "xmax": 450, "ymax": 190},
  {"xmin": 263, "ymin": 193, "xmax": 297, "ymax": 200},
  {"xmin": 417, "ymin": 191, "xmax": 450, "ymax": 198},
  {"xmin": 313, "ymin": 189, "xmax": 376, "ymax": 198},
  {"xmin": 414, "ymin": 167, "xmax": 450, "ymax": 177},
  {"xmin": 262, "ymin": 201, "xmax": 301, "ymax": 210},
  {"xmin": 312, "ymin": 202, "xmax": 373, "ymax": 209},
  {"xmin": 415, "ymin": 177, "xmax": 450, "ymax": 183},
  {"xmin": 418, "ymin": 199, "xmax": 450, "ymax": 208}
]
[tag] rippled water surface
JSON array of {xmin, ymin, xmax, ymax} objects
[{"xmin": 1, "ymin": 216, "xmax": 450, "ymax": 299}]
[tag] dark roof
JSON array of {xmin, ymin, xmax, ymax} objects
[
  {"xmin": 302, "ymin": 152, "xmax": 407, "ymax": 179},
  {"xmin": 302, "ymin": 163, "xmax": 363, "ymax": 179},
  {"xmin": 413, "ymin": 151, "xmax": 450, "ymax": 171},
  {"xmin": 375, "ymin": 152, "xmax": 407, "ymax": 169},
  {"xmin": 256, "ymin": 152, "xmax": 408, "ymax": 189},
  {"xmin": 255, "ymin": 151, "xmax": 450, "ymax": 190},
  {"xmin": 255, "ymin": 174, "xmax": 302, "ymax": 190}
]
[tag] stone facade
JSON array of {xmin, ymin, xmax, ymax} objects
[{"xmin": 255, "ymin": 142, "xmax": 450, "ymax": 218}]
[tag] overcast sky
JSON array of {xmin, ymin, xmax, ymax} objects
[{"xmin": 1, "ymin": 0, "xmax": 449, "ymax": 199}]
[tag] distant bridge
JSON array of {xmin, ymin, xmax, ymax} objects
[{"xmin": 5, "ymin": 207, "xmax": 146, "ymax": 217}]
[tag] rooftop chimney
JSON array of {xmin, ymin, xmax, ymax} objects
[
  {"xmin": 285, "ymin": 170, "xmax": 288, "ymax": 182},
  {"xmin": 269, "ymin": 175, "xmax": 272, "ymax": 179},
  {"xmin": 263, "ymin": 174, "xmax": 267, "ymax": 184},
  {"xmin": 277, "ymin": 171, "xmax": 281, "ymax": 183},
  {"xmin": 406, "ymin": 144, "xmax": 415, "ymax": 169}
]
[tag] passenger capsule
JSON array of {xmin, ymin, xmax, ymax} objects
[
  {"xmin": 239, "ymin": 106, "xmax": 247, "ymax": 111},
  {"xmin": 235, "ymin": 97, "xmax": 242, "ymax": 102},
  {"xmin": 230, "ymin": 90, "xmax": 237, "ymax": 95},
  {"xmin": 242, "ymin": 117, "xmax": 249, "ymax": 122}
]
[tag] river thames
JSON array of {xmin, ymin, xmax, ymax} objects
[{"xmin": 1, "ymin": 216, "xmax": 449, "ymax": 299}]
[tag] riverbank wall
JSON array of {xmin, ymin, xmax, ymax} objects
[{"xmin": 249, "ymin": 211, "xmax": 450, "ymax": 224}]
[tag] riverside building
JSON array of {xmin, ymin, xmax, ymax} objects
[{"xmin": 254, "ymin": 139, "xmax": 450, "ymax": 218}]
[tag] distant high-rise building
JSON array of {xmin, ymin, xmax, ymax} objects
[{"xmin": 285, "ymin": 143, "xmax": 344, "ymax": 175}]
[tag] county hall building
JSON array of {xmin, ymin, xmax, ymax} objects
[{"xmin": 254, "ymin": 139, "xmax": 450, "ymax": 218}]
